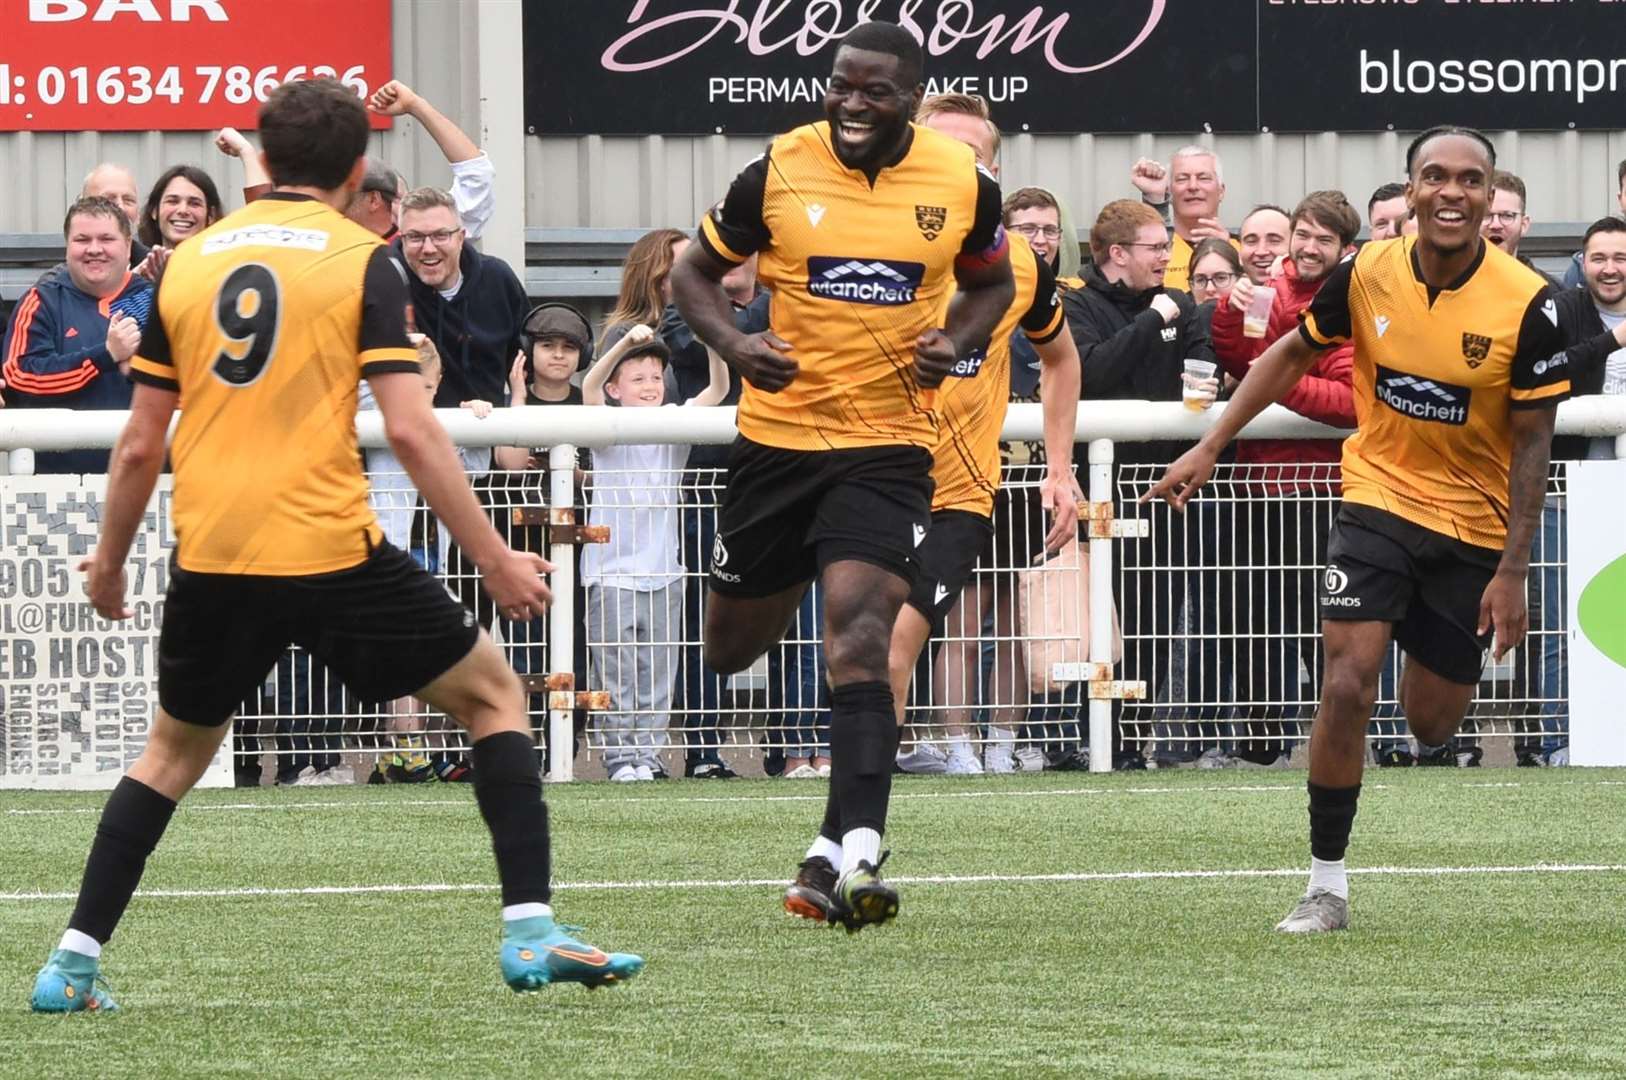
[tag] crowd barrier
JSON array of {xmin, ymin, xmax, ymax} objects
[{"xmin": 1, "ymin": 400, "xmax": 1623, "ymax": 785}]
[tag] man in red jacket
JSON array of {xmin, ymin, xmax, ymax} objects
[{"xmin": 1206, "ymin": 191, "xmax": 1360, "ymax": 766}]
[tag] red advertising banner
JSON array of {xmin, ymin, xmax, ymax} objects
[{"xmin": 0, "ymin": 0, "xmax": 394, "ymax": 132}]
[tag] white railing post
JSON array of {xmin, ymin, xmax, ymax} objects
[
  {"xmin": 547, "ymin": 443, "xmax": 578, "ymax": 783},
  {"xmin": 1088, "ymin": 437, "xmax": 1115, "ymax": 774},
  {"xmin": 10, "ymin": 448, "xmax": 34, "ymax": 475}
]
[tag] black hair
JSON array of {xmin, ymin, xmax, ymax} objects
[
  {"xmin": 138, "ymin": 164, "xmax": 222, "ymax": 248},
  {"xmin": 1368, "ymin": 181, "xmax": 1407, "ymax": 216},
  {"xmin": 1404, "ymin": 125, "xmax": 1496, "ymax": 178},
  {"xmin": 259, "ymin": 78, "xmax": 371, "ymax": 191},
  {"xmin": 836, "ymin": 21, "xmax": 924, "ymax": 86},
  {"xmin": 1582, "ymin": 215, "xmax": 1626, "ymax": 248}
]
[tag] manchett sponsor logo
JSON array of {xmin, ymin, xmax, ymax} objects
[
  {"xmin": 807, "ymin": 257, "xmax": 926, "ymax": 307},
  {"xmin": 1374, "ymin": 364, "xmax": 1470, "ymax": 426}
]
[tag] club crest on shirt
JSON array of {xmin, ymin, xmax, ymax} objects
[
  {"xmin": 1461, "ymin": 332, "xmax": 1492, "ymax": 368},
  {"xmin": 915, "ymin": 204, "xmax": 947, "ymax": 241}
]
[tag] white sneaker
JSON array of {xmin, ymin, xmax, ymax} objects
[
  {"xmin": 1195, "ymin": 748, "xmax": 1231, "ymax": 770},
  {"xmin": 784, "ymin": 764, "xmax": 818, "ymax": 779},
  {"xmin": 299, "ymin": 765, "xmax": 353, "ymax": 786},
  {"xmin": 944, "ymin": 751, "xmax": 984, "ymax": 776},
  {"xmin": 1013, "ymin": 747, "xmax": 1048, "ymax": 772},
  {"xmin": 281, "ymin": 766, "xmax": 317, "ymax": 786},
  {"xmin": 984, "ymin": 745, "xmax": 1017, "ymax": 774},
  {"xmin": 634, "ymin": 765, "xmax": 656, "ymax": 781},
  {"xmin": 1547, "ymin": 746, "xmax": 1570, "ymax": 767},
  {"xmin": 896, "ymin": 742, "xmax": 949, "ymax": 774},
  {"xmin": 610, "ymin": 764, "xmax": 639, "ymax": 783},
  {"xmin": 814, "ymin": 762, "xmax": 832, "ymax": 778}
]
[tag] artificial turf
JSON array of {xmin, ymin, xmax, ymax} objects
[{"xmin": 2, "ymin": 768, "xmax": 1623, "ymax": 1079}]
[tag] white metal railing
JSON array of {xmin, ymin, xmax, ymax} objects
[{"xmin": 1, "ymin": 399, "xmax": 1623, "ymax": 783}]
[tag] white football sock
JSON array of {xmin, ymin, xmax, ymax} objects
[
  {"xmin": 840, "ymin": 828, "xmax": 881, "ymax": 877},
  {"xmin": 502, "ymin": 903, "xmax": 553, "ymax": 923},
  {"xmin": 806, "ymin": 834, "xmax": 843, "ymax": 866},
  {"xmin": 1308, "ymin": 857, "xmax": 1348, "ymax": 900},
  {"xmin": 58, "ymin": 928, "xmax": 101, "ymax": 959}
]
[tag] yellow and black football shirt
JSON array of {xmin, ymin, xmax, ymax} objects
[
  {"xmin": 130, "ymin": 193, "xmax": 418, "ymax": 575},
  {"xmin": 932, "ymin": 233, "xmax": 1064, "ymax": 516},
  {"xmin": 699, "ymin": 121, "xmax": 1007, "ymax": 451},
  {"xmin": 1300, "ymin": 237, "xmax": 1567, "ymax": 549}
]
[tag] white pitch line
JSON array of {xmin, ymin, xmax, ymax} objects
[{"xmin": 2, "ymin": 862, "xmax": 1623, "ymax": 904}]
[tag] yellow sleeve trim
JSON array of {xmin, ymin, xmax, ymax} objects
[
  {"xmin": 1300, "ymin": 311, "xmax": 1346, "ymax": 347},
  {"xmin": 360, "ymin": 346, "xmax": 417, "ymax": 368},
  {"xmin": 1025, "ymin": 303, "xmax": 1065, "ymax": 343},
  {"xmin": 699, "ymin": 215, "xmax": 748, "ymax": 266},
  {"xmin": 130, "ymin": 354, "xmax": 175, "ymax": 376},
  {"xmin": 1510, "ymin": 380, "xmax": 1570, "ymax": 402}
]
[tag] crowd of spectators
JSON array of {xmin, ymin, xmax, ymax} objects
[{"xmin": 2, "ymin": 88, "xmax": 1617, "ymax": 781}]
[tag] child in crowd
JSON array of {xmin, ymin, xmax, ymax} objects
[
  {"xmin": 360, "ymin": 333, "xmax": 493, "ymax": 782},
  {"xmin": 580, "ymin": 323, "xmax": 727, "ymax": 781}
]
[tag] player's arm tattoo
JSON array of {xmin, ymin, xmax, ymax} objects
[{"xmin": 1498, "ymin": 405, "xmax": 1557, "ymax": 577}]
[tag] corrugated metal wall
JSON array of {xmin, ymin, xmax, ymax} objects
[
  {"xmin": 530, "ymin": 128, "xmax": 1626, "ymax": 233},
  {"xmin": 5, "ymin": 0, "xmax": 1626, "ymax": 236},
  {"xmin": 0, "ymin": 0, "xmax": 480, "ymax": 233}
]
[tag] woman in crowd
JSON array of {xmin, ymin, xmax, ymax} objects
[{"xmin": 1187, "ymin": 238, "xmax": 1245, "ymax": 306}]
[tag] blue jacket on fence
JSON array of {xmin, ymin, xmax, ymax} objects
[{"xmin": 1, "ymin": 270, "xmax": 152, "ymax": 473}]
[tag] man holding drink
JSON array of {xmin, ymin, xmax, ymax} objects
[
  {"xmin": 1063, "ymin": 198, "xmax": 1219, "ymax": 767},
  {"xmin": 1194, "ymin": 190, "xmax": 1360, "ymax": 768}
]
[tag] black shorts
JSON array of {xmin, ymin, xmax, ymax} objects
[
  {"xmin": 709, "ymin": 437, "xmax": 933, "ymax": 597},
  {"xmin": 905, "ymin": 509, "xmax": 994, "ymax": 620},
  {"xmin": 979, "ymin": 482, "xmax": 1048, "ymax": 573},
  {"xmin": 1320, "ymin": 503, "xmax": 1499, "ymax": 686},
  {"xmin": 159, "ymin": 541, "xmax": 480, "ymax": 726}
]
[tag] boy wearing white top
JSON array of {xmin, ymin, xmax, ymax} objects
[{"xmin": 582, "ymin": 324, "xmax": 729, "ymax": 780}]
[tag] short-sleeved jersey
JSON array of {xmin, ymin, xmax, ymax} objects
[
  {"xmin": 1300, "ymin": 237, "xmax": 1567, "ymax": 549},
  {"xmin": 130, "ymin": 193, "xmax": 417, "ymax": 575},
  {"xmin": 931, "ymin": 233, "xmax": 1064, "ymax": 516},
  {"xmin": 699, "ymin": 121, "xmax": 1006, "ymax": 451}
]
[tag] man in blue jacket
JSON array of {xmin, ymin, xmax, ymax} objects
[{"xmin": 2, "ymin": 195, "xmax": 151, "ymax": 473}]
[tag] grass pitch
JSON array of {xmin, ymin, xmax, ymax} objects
[{"xmin": 2, "ymin": 768, "xmax": 1624, "ymax": 1079}]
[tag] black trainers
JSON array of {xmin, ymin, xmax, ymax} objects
[
  {"xmin": 1048, "ymin": 747, "xmax": 1092, "ymax": 772},
  {"xmin": 783, "ymin": 856, "xmax": 837, "ymax": 923},
  {"xmin": 1416, "ymin": 744, "xmax": 1455, "ymax": 767},
  {"xmin": 1375, "ymin": 747, "xmax": 1415, "ymax": 768},
  {"xmin": 826, "ymin": 852, "xmax": 899, "ymax": 934},
  {"xmin": 688, "ymin": 761, "xmax": 739, "ymax": 779}
]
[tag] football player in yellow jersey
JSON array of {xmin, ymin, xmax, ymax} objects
[
  {"xmin": 883, "ymin": 93, "xmax": 1080, "ymax": 779},
  {"xmin": 1150, "ymin": 127, "xmax": 1567, "ymax": 935},
  {"xmin": 30, "ymin": 80, "xmax": 640, "ymax": 1016},
  {"xmin": 671, "ymin": 22, "xmax": 1015, "ymax": 932}
]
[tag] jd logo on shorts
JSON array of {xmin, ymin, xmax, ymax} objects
[
  {"xmin": 807, "ymin": 258, "xmax": 925, "ymax": 306},
  {"xmin": 1461, "ymin": 332, "xmax": 1493, "ymax": 369},
  {"xmin": 711, "ymin": 534, "xmax": 741, "ymax": 584},
  {"xmin": 1374, "ymin": 364, "xmax": 1470, "ymax": 426},
  {"xmin": 1321, "ymin": 563, "xmax": 1361, "ymax": 608}
]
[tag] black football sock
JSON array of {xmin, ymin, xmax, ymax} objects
[
  {"xmin": 471, "ymin": 731, "xmax": 551, "ymax": 906},
  {"xmin": 67, "ymin": 777, "xmax": 178, "ymax": 945},
  {"xmin": 829, "ymin": 682, "xmax": 900, "ymax": 839},
  {"xmin": 1307, "ymin": 781, "xmax": 1361, "ymax": 863}
]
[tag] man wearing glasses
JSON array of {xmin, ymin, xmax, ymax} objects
[
  {"xmin": 396, "ymin": 187, "xmax": 527, "ymax": 411},
  {"xmin": 1061, "ymin": 198, "xmax": 1216, "ymax": 768},
  {"xmin": 1483, "ymin": 170, "xmax": 1557, "ymax": 287}
]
